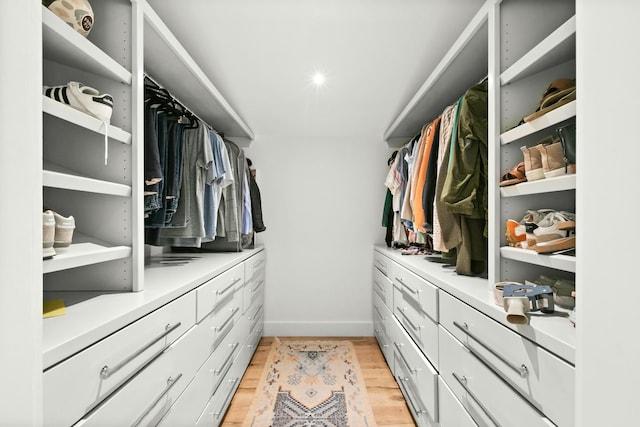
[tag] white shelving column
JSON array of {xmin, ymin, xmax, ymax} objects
[{"xmin": 0, "ymin": 2, "xmax": 43, "ymax": 425}]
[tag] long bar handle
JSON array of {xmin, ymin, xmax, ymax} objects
[
  {"xmin": 100, "ymin": 322, "xmax": 181, "ymax": 379},
  {"xmin": 394, "ymin": 342, "xmax": 420, "ymax": 374},
  {"xmin": 452, "ymin": 372, "xmax": 500, "ymax": 427},
  {"xmin": 213, "ymin": 342, "xmax": 238, "ymax": 377},
  {"xmin": 251, "ymin": 279, "xmax": 264, "ymax": 293},
  {"xmin": 217, "ymin": 277, "xmax": 241, "ymax": 295},
  {"xmin": 396, "ymin": 375, "xmax": 426, "ymax": 415},
  {"xmin": 215, "ymin": 307, "xmax": 240, "ymax": 332},
  {"xmin": 213, "ymin": 378, "xmax": 239, "ymax": 418},
  {"xmin": 131, "ymin": 373, "xmax": 183, "ymax": 427},
  {"xmin": 396, "ymin": 277, "xmax": 420, "ymax": 295},
  {"xmin": 453, "ymin": 321, "xmax": 528, "ymax": 378}
]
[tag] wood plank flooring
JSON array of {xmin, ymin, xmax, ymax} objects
[{"xmin": 221, "ymin": 336, "xmax": 416, "ymax": 426}]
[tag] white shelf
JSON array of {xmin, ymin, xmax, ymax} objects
[
  {"xmin": 43, "ymin": 96, "xmax": 131, "ymax": 144},
  {"xmin": 500, "ymin": 100, "xmax": 576, "ymax": 145},
  {"xmin": 140, "ymin": 0, "xmax": 253, "ymax": 141},
  {"xmin": 43, "ymin": 232, "xmax": 131, "ymax": 274},
  {"xmin": 500, "ymin": 173, "xmax": 576, "ymax": 197},
  {"xmin": 43, "ymin": 163, "xmax": 132, "ymax": 197},
  {"xmin": 383, "ymin": 2, "xmax": 490, "ymax": 145},
  {"xmin": 500, "ymin": 246, "xmax": 576, "ymax": 273},
  {"xmin": 501, "ymin": 16, "xmax": 576, "ymax": 85},
  {"xmin": 42, "ymin": 5, "xmax": 131, "ymax": 84}
]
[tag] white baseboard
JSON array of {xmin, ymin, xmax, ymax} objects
[{"xmin": 264, "ymin": 321, "xmax": 374, "ymax": 337}]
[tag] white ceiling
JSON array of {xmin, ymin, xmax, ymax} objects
[{"xmin": 146, "ymin": 0, "xmax": 485, "ymax": 140}]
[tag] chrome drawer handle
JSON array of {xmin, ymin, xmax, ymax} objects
[
  {"xmin": 396, "ymin": 375, "xmax": 426, "ymax": 416},
  {"xmin": 398, "ymin": 308, "xmax": 422, "ymax": 332},
  {"xmin": 216, "ymin": 277, "xmax": 241, "ymax": 295},
  {"xmin": 394, "ymin": 342, "xmax": 420, "ymax": 374},
  {"xmin": 453, "ymin": 321, "xmax": 528, "ymax": 378},
  {"xmin": 215, "ymin": 307, "xmax": 240, "ymax": 332},
  {"xmin": 375, "ymin": 260, "xmax": 387, "ymax": 274},
  {"xmin": 452, "ymin": 372, "xmax": 501, "ymax": 427},
  {"xmin": 213, "ymin": 377, "xmax": 239, "ymax": 418},
  {"xmin": 131, "ymin": 373, "xmax": 183, "ymax": 427},
  {"xmin": 213, "ymin": 342, "xmax": 239, "ymax": 379},
  {"xmin": 251, "ymin": 280, "xmax": 264, "ymax": 293},
  {"xmin": 100, "ymin": 322, "xmax": 181, "ymax": 379},
  {"xmin": 374, "ymin": 287, "xmax": 386, "ymax": 302},
  {"xmin": 373, "ymin": 305, "xmax": 386, "ymax": 320},
  {"xmin": 253, "ymin": 259, "xmax": 265, "ymax": 269},
  {"xmin": 248, "ymin": 304, "xmax": 264, "ymax": 321},
  {"xmin": 398, "ymin": 278, "xmax": 420, "ymax": 295},
  {"xmin": 374, "ymin": 330, "xmax": 389, "ymax": 349}
]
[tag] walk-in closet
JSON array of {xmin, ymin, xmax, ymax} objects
[{"xmin": 1, "ymin": 0, "xmax": 639, "ymax": 426}]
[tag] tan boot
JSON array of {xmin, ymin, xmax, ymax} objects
[
  {"xmin": 520, "ymin": 145, "xmax": 544, "ymax": 181},
  {"xmin": 535, "ymin": 139, "xmax": 567, "ymax": 178}
]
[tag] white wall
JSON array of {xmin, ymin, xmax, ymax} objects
[
  {"xmin": 576, "ymin": 0, "xmax": 640, "ymax": 425},
  {"xmin": 245, "ymin": 133, "xmax": 391, "ymax": 336}
]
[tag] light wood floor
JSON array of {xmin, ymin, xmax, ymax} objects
[{"xmin": 221, "ymin": 336, "xmax": 416, "ymax": 426}]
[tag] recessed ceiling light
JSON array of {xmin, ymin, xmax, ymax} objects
[{"xmin": 312, "ymin": 72, "xmax": 325, "ymax": 86}]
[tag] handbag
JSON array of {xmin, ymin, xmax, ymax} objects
[{"xmin": 556, "ymin": 122, "xmax": 576, "ymax": 173}]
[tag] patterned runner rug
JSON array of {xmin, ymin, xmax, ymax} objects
[{"xmin": 243, "ymin": 339, "xmax": 378, "ymax": 427}]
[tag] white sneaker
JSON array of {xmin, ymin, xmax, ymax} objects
[
  {"xmin": 43, "ymin": 211, "xmax": 56, "ymax": 259},
  {"xmin": 46, "ymin": 210, "xmax": 76, "ymax": 247},
  {"xmin": 43, "ymin": 81, "xmax": 113, "ymax": 123},
  {"xmin": 43, "ymin": 82, "xmax": 114, "ymax": 165}
]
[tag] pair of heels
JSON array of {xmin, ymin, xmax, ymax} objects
[{"xmin": 505, "ymin": 209, "xmax": 575, "ymax": 254}]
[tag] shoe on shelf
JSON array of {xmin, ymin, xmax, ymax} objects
[
  {"xmin": 520, "ymin": 145, "xmax": 545, "ymax": 182},
  {"xmin": 535, "ymin": 138, "xmax": 570, "ymax": 179},
  {"xmin": 530, "ymin": 210, "xmax": 576, "ymax": 254},
  {"xmin": 500, "ymin": 161, "xmax": 527, "ymax": 187},
  {"xmin": 530, "ymin": 274, "xmax": 575, "ymax": 310},
  {"xmin": 43, "ymin": 81, "xmax": 113, "ymax": 123},
  {"xmin": 508, "ymin": 209, "xmax": 555, "ymax": 250},
  {"xmin": 43, "ymin": 211, "xmax": 56, "ymax": 259},
  {"xmin": 45, "ymin": 210, "xmax": 76, "ymax": 248}
]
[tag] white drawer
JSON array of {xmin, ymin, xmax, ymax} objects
[
  {"xmin": 439, "ymin": 326, "xmax": 556, "ymax": 427},
  {"xmin": 439, "ymin": 291, "xmax": 574, "ymax": 426},
  {"xmin": 199, "ymin": 287, "xmax": 242, "ymax": 351},
  {"xmin": 158, "ymin": 321, "xmax": 244, "ymax": 427},
  {"xmin": 392, "ymin": 265, "xmax": 438, "ymax": 321},
  {"xmin": 393, "ymin": 284, "xmax": 439, "ymax": 368},
  {"xmin": 235, "ymin": 320, "xmax": 263, "ymax": 375},
  {"xmin": 196, "ymin": 361, "xmax": 244, "ymax": 427},
  {"xmin": 196, "ymin": 263, "xmax": 244, "ymax": 322},
  {"xmin": 247, "ymin": 298, "xmax": 264, "ymax": 336},
  {"xmin": 373, "ymin": 266, "xmax": 393, "ymax": 309},
  {"xmin": 373, "ymin": 293, "xmax": 393, "ymax": 366},
  {"xmin": 74, "ymin": 323, "xmax": 202, "ymax": 427},
  {"xmin": 392, "ymin": 316, "xmax": 438, "ymax": 425},
  {"xmin": 44, "ymin": 291, "xmax": 196, "ymax": 427},
  {"xmin": 242, "ymin": 271, "xmax": 265, "ymax": 314},
  {"xmin": 437, "ymin": 376, "xmax": 476, "ymax": 427},
  {"xmin": 244, "ymin": 250, "xmax": 266, "ymax": 282},
  {"xmin": 373, "ymin": 250, "xmax": 391, "ymax": 277}
]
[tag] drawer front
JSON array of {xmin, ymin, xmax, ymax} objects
[
  {"xmin": 437, "ymin": 377, "xmax": 476, "ymax": 427},
  {"xmin": 235, "ymin": 320, "xmax": 263, "ymax": 375},
  {"xmin": 243, "ymin": 271, "xmax": 265, "ymax": 315},
  {"xmin": 44, "ymin": 291, "xmax": 196, "ymax": 427},
  {"xmin": 439, "ymin": 326, "xmax": 556, "ymax": 427},
  {"xmin": 373, "ymin": 293, "xmax": 393, "ymax": 366},
  {"xmin": 373, "ymin": 250, "xmax": 391, "ymax": 277},
  {"xmin": 158, "ymin": 321, "xmax": 244, "ymax": 427},
  {"xmin": 247, "ymin": 298, "xmax": 264, "ymax": 336},
  {"xmin": 196, "ymin": 362, "xmax": 244, "ymax": 427},
  {"xmin": 392, "ymin": 317, "xmax": 438, "ymax": 424},
  {"xmin": 392, "ymin": 265, "xmax": 438, "ymax": 322},
  {"xmin": 74, "ymin": 323, "xmax": 203, "ymax": 427},
  {"xmin": 373, "ymin": 266, "xmax": 393, "ymax": 309},
  {"xmin": 439, "ymin": 291, "xmax": 574, "ymax": 426},
  {"xmin": 196, "ymin": 263, "xmax": 244, "ymax": 322},
  {"xmin": 200, "ymin": 287, "xmax": 242, "ymax": 351},
  {"xmin": 393, "ymin": 284, "xmax": 439, "ymax": 368},
  {"xmin": 244, "ymin": 250, "xmax": 266, "ymax": 282}
]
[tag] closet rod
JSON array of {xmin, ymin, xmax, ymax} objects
[{"xmin": 144, "ymin": 72, "xmax": 218, "ymax": 133}]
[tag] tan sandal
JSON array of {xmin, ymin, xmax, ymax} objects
[{"xmin": 500, "ymin": 161, "xmax": 527, "ymax": 187}]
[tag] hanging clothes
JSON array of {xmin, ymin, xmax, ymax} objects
[{"xmin": 440, "ymin": 79, "xmax": 488, "ymax": 276}]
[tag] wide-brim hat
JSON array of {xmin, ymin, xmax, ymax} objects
[{"xmin": 524, "ymin": 78, "xmax": 576, "ymax": 122}]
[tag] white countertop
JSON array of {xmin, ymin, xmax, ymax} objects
[
  {"xmin": 43, "ymin": 247, "xmax": 264, "ymax": 369},
  {"xmin": 375, "ymin": 245, "xmax": 576, "ymax": 365}
]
